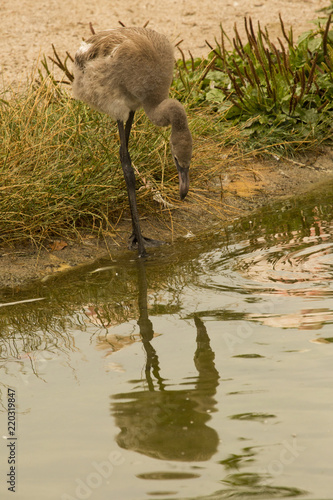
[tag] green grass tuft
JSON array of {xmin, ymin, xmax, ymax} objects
[{"xmin": 175, "ymin": 14, "xmax": 333, "ymax": 152}]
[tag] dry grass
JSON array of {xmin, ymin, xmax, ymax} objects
[{"xmin": 0, "ymin": 75, "xmax": 238, "ymax": 248}]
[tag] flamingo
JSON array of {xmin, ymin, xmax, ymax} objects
[{"xmin": 72, "ymin": 27, "xmax": 193, "ymax": 257}]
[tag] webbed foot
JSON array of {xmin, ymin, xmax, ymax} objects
[{"xmin": 128, "ymin": 232, "xmax": 163, "ymax": 255}]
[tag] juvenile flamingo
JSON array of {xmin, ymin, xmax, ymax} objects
[{"xmin": 72, "ymin": 27, "xmax": 193, "ymax": 257}]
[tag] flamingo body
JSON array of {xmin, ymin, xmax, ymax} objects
[{"xmin": 72, "ymin": 27, "xmax": 192, "ymax": 257}]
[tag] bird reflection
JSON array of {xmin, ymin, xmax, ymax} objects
[
  {"xmin": 136, "ymin": 259, "xmax": 164, "ymax": 391},
  {"xmin": 111, "ymin": 260, "xmax": 220, "ymax": 462}
]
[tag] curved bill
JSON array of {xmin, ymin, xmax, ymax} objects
[{"xmin": 177, "ymin": 165, "xmax": 190, "ymax": 200}]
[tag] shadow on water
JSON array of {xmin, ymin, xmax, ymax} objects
[{"xmin": 1, "ymin": 181, "xmax": 333, "ymax": 498}]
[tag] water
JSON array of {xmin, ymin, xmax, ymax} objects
[{"xmin": 1, "ymin": 183, "xmax": 333, "ymax": 500}]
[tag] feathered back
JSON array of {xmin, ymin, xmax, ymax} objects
[{"xmin": 73, "ymin": 28, "xmax": 175, "ymax": 121}]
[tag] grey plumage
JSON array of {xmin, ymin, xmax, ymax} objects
[
  {"xmin": 72, "ymin": 27, "xmax": 192, "ymax": 256},
  {"xmin": 73, "ymin": 28, "xmax": 174, "ymax": 120}
]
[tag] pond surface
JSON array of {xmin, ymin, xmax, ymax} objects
[{"xmin": 1, "ymin": 182, "xmax": 333, "ymax": 500}]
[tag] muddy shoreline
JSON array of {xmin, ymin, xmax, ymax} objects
[{"xmin": 2, "ymin": 148, "xmax": 333, "ymax": 290}]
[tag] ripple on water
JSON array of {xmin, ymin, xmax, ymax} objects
[{"xmin": 195, "ymin": 194, "xmax": 333, "ymax": 332}]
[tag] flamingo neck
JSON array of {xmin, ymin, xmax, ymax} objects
[{"xmin": 144, "ymin": 99, "xmax": 189, "ymax": 131}]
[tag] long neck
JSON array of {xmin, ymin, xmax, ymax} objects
[{"xmin": 144, "ymin": 99, "xmax": 189, "ymax": 132}]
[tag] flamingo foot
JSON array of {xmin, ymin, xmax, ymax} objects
[{"xmin": 128, "ymin": 232, "xmax": 163, "ymax": 254}]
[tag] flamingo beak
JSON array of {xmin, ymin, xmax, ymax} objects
[
  {"xmin": 175, "ymin": 159, "xmax": 190, "ymax": 200},
  {"xmin": 179, "ymin": 167, "xmax": 190, "ymax": 200}
]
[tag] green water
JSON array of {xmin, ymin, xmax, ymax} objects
[{"xmin": 1, "ymin": 183, "xmax": 333, "ymax": 500}]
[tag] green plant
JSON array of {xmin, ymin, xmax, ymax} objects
[{"xmin": 175, "ymin": 14, "xmax": 333, "ymax": 151}]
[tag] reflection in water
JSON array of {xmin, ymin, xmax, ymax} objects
[
  {"xmin": 249, "ymin": 307, "xmax": 333, "ymax": 330},
  {"xmin": 0, "ymin": 183, "xmax": 333, "ymax": 499},
  {"xmin": 111, "ymin": 261, "xmax": 220, "ymax": 462},
  {"xmin": 236, "ymin": 205, "xmax": 333, "ymax": 291},
  {"xmin": 136, "ymin": 260, "xmax": 162, "ymax": 391},
  {"xmin": 199, "ymin": 194, "xmax": 333, "ymax": 333},
  {"xmin": 239, "ymin": 218, "xmax": 333, "ymax": 330},
  {"xmin": 239, "ymin": 217, "xmax": 333, "ymax": 331}
]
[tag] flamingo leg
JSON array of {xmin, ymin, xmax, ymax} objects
[
  {"xmin": 117, "ymin": 117, "xmax": 147, "ymax": 258},
  {"xmin": 125, "ymin": 110, "xmax": 135, "ymax": 148},
  {"xmin": 117, "ymin": 113, "xmax": 163, "ymax": 257}
]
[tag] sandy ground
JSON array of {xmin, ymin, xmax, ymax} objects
[
  {"xmin": 1, "ymin": 0, "xmax": 327, "ymax": 88},
  {"xmin": 1, "ymin": 0, "xmax": 332, "ymax": 289}
]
